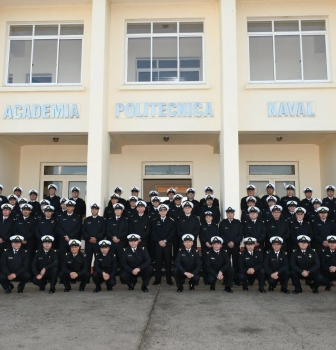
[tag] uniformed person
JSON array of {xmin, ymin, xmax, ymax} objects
[
  {"xmin": 200, "ymin": 211, "xmax": 219, "ymax": 284},
  {"xmin": 163, "ymin": 188, "xmax": 176, "ymax": 206},
  {"xmin": 119, "ymin": 234, "xmax": 153, "ymax": 292},
  {"xmin": 281, "ymin": 185, "xmax": 300, "ymax": 213},
  {"xmin": 45, "ymin": 184, "xmax": 61, "ymax": 212},
  {"xmin": 238, "ymin": 237, "xmax": 265, "ymax": 293},
  {"xmin": 300, "ymin": 187, "xmax": 314, "ymax": 215},
  {"xmin": 0, "ymin": 203, "xmax": 15, "ymax": 255},
  {"xmin": 240, "ymin": 185, "xmax": 262, "ymax": 212},
  {"xmin": 307, "ymin": 198, "xmax": 322, "ymax": 223},
  {"xmin": 125, "ymin": 196, "xmax": 138, "ymax": 219},
  {"xmin": 69, "ymin": 186, "xmax": 86, "ymax": 218},
  {"xmin": 151, "ymin": 204, "xmax": 175, "ymax": 285},
  {"xmin": 0, "ymin": 184, "xmax": 8, "ymax": 204},
  {"xmin": 113, "ymin": 186, "xmax": 127, "ymax": 207},
  {"xmin": 104, "ymin": 193, "xmax": 120, "ymax": 219},
  {"xmin": 35, "ymin": 205, "xmax": 58, "ymax": 249},
  {"xmin": 185, "ymin": 188, "xmax": 201, "ymax": 216},
  {"xmin": 106, "ymin": 203, "xmax": 129, "ymax": 257},
  {"xmin": 320, "ymin": 235, "xmax": 336, "ymax": 291},
  {"xmin": 8, "ymin": 194, "xmax": 20, "ymax": 219},
  {"xmin": 35, "ymin": 199, "xmax": 51, "ymax": 221},
  {"xmin": 146, "ymin": 190, "xmax": 159, "ymax": 210},
  {"xmin": 261, "ymin": 196, "xmax": 278, "ymax": 222},
  {"xmin": 13, "ymin": 186, "xmax": 23, "ymax": 199},
  {"xmin": 147, "ymin": 196, "xmax": 161, "ymax": 219},
  {"xmin": 312, "ymin": 207, "xmax": 336, "ymax": 257},
  {"xmin": 168, "ymin": 194, "xmax": 184, "ymax": 259},
  {"xmin": 263, "ymin": 236, "xmax": 290, "ymax": 294},
  {"xmin": 240, "ymin": 196, "xmax": 257, "ymax": 223},
  {"xmin": 177, "ymin": 201, "xmax": 200, "ymax": 249},
  {"xmin": 260, "ymin": 183, "xmax": 280, "ymax": 211},
  {"xmin": 92, "ymin": 240, "xmax": 117, "ymax": 292},
  {"xmin": 174, "ymin": 234, "xmax": 201, "ymax": 292},
  {"xmin": 290, "ymin": 235, "xmax": 323, "ymax": 294},
  {"xmin": 200, "ymin": 186, "xmax": 219, "ymax": 208},
  {"xmin": 0, "ymin": 235, "xmax": 30, "ymax": 293},
  {"xmin": 289, "ymin": 207, "xmax": 313, "ymax": 252},
  {"xmin": 31, "ymin": 235, "xmax": 59, "ymax": 294},
  {"xmin": 219, "ymin": 206, "xmax": 243, "ymax": 285},
  {"xmin": 265, "ymin": 205, "xmax": 290, "ymax": 252},
  {"xmin": 59, "ymin": 239, "xmax": 90, "ymax": 292},
  {"xmin": 282, "ymin": 200, "xmax": 298, "ymax": 223},
  {"xmin": 28, "ymin": 189, "xmax": 40, "ymax": 217},
  {"xmin": 242, "ymin": 207, "xmax": 266, "ymax": 249},
  {"xmin": 322, "ymin": 185, "xmax": 336, "ymax": 220},
  {"xmin": 82, "ymin": 203, "xmax": 106, "ymax": 268},
  {"xmin": 200, "ymin": 194, "xmax": 220, "ymax": 225},
  {"xmin": 54, "ymin": 197, "xmax": 67, "ymax": 220},
  {"xmin": 205, "ymin": 236, "xmax": 234, "ymax": 292},
  {"xmin": 57, "ymin": 200, "xmax": 82, "ymax": 267},
  {"xmin": 128, "ymin": 187, "xmax": 143, "ymax": 205}
]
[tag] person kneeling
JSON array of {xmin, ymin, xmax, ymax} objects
[
  {"xmin": 92, "ymin": 240, "xmax": 117, "ymax": 293},
  {"xmin": 238, "ymin": 237, "xmax": 265, "ymax": 293},
  {"xmin": 174, "ymin": 234, "xmax": 201, "ymax": 292},
  {"xmin": 120, "ymin": 234, "xmax": 153, "ymax": 292},
  {"xmin": 32, "ymin": 235, "xmax": 59, "ymax": 294},
  {"xmin": 59, "ymin": 239, "xmax": 90, "ymax": 292},
  {"xmin": 205, "ymin": 236, "xmax": 234, "ymax": 293}
]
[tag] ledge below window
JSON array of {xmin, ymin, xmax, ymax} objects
[
  {"xmin": 119, "ymin": 84, "xmax": 211, "ymax": 91},
  {"xmin": 245, "ymin": 83, "xmax": 336, "ymax": 90},
  {"xmin": 0, "ymin": 86, "xmax": 86, "ymax": 92}
]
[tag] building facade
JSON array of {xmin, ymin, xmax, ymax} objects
[{"xmin": 0, "ymin": 0, "xmax": 335, "ymax": 215}]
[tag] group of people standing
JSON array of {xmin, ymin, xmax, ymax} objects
[{"xmin": 0, "ymin": 183, "xmax": 335, "ymax": 294}]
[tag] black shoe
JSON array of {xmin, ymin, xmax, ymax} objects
[
  {"xmin": 71, "ymin": 280, "xmax": 76, "ymax": 284},
  {"xmin": 64, "ymin": 288, "xmax": 71, "ymax": 292},
  {"xmin": 128, "ymin": 284, "xmax": 134, "ymax": 290},
  {"xmin": 248, "ymin": 281, "xmax": 254, "ymax": 286},
  {"xmin": 189, "ymin": 283, "xmax": 194, "ymax": 291},
  {"xmin": 49, "ymin": 289, "xmax": 55, "ymax": 294},
  {"xmin": 281, "ymin": 288, "xmax": 290, "ymax": 294},
  {"xmin": 234, "ymin": 281, "xmax": 241, "ymax": 286},
  {"xmin": 79, "ymin": 287, "xmax": 85, "ymax": 292},
  {"xmin": 268, "ymin": 285, "xmax": 274, "ymax": 292},
  {"xmin": 9, "ymin": 283, "xmax": 14, "ymax": 290},
  {"xmin": 5, "ymin": 288, "xmax": 12, "ymax": 294},
  {"xmin": 39, "ymin": 287, "xmax": 45, "ymax": 291},
  {"xmin": 292, "ymin": 289, "xmax": 302, "ymax": 294},
  {"xmin": 167, "ymin": 281, "xmax": 174, "ymax": 286},
  {"xmin": 210, "ymin": 285, "xmax": 215, "ymax": 291},
  {"xmin": 259, "ymin": 289, "xmax": 266, "ymax": 293},
  {"xmin": 152, "ymin": 280, "xmax": 161, "ymax": 285},
  {"xmin": 225, "ymin": 287, "xmax": 233, "ymax": 293},
  {"xmin": 93, "ymin": 288, "xmax": 101, "ymax": 293},
  {"xmin": 243, "ymin": 287, "xmax": 248, "ymax": 291},
  {"xmin": 59, "ymin": 280, "xmax": 64, "ymax": 284},
  {"xmin": 107, "ymin": 287, "xmax": 113, "ymax": 291},
  {"xmin": 17, "ymin": 288, "xmax": 23, "ymax": 294},
  {"xmin": 312, "ymin": 288, "xmax": 319, "ymax": 294},
  {"xmin": 177, "ymin": 287, "xmax": 183, "ymax": 292},
  {"xmin": 309, "ymin": 282, "xmax": 314, "ymax": 290},
  {"xmin": 325, "ymin": 286, "xmax": 331, "ymax": 291},
  {"xmin": 141, "ymin": 285, "xmax": 148, "ymax": 292}
]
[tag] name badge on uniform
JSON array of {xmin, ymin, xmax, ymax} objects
[
  {"xmin": 157, "ymin": 223, "xmax": 161, "ymax": 226},
  {"xmin": 247, "ymin": 226, "xmax": 252, "ymax": 229},
  {"xmin": 67, "ymin": 261, "xmax": 72, "ymax": 263},
  {"xmin": 113, "ymin": 224, "xmax": 117, "ymax": 226},
  {"xmin": 246, "ymin": 257, "xmax": 250, "ymax": 260},
  {"xmin": 88, "ymin": 222, "xmax": 92, "ymax": 224},
  {"xmin": 182, "ymin": 254, "xmax": 186, "ymax": 256},
  {"xmin": 211, "ymin": 257, "xmax": 215, "ymax": 260},
  {"xmin": 134, "ymin": 220, "xmax": 138, "ymax": 223},
  {"xmin": 8, "ymin": 257, "xmax": 13, "ymax": 259},
  {"xmin": 298, "ymin": 256, "xmax": 302, "ymax": 258},
  {"xmin": 73, "ymin": 219, "xmax": 77, "ymax": 222},
  {"xmin": 225, "ymin": 227, "xmax": 229, "ymax": 230},
  {"xmin": 128, "ymin": 255, "xmax": 132, "ymax": 257}
]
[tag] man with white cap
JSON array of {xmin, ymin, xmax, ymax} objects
[
  {"xmin": 32, "ymin": 235, "xmax": 59, "ymax": 294},
  {"xmin": 321, "ymin": 235, "xmax": 336, "ymax": 291},
  {"xmin": 104, "ymin": 193, "xmax": 120, "ymax": 219},
  {"xmin": 35, "ymin": 199, "xmax": 51, "ymax": 221},
  {"xmin": 200, "ymin": 194, "xmax": 220, "ymax": 225},
  {"xmin": 200, "ymin": 186, "xmax": 219, "ymax": 208},
  {"xmin": 13, "ymin": 203, "xmax": 36, "ymax": 261},
  {"xmin": 312, "ymin": 207, "xmax": 336, "ymax": 256},
  {"xmin": 92, "ymin": 240, "xmax": 117, "ymax": 292},
  {"xmin": 120, "ymin": 234, "xmax": 153, "ymax": 292},
  {"xmin": 163, "ymin": 188, "xmax": 176, "ymax": 206},
  {"xmin": 205, "ymin": 236, "xmax": 234, "ymax": 292},
  {"xmin": 147, "ymin": 190, "xmax": 159, "ymax": 210},
  {"xmin": 0, "ymin": 184, "xmax": 8, "ymax": 204},
  {"xmin": 113, "ymin": 186, "xmax": 127, "ymax": 207},
  {"xmin": 281, "ymin": 184, "xmax": 300, "ymax": 214},
  {"xmin": 54, "ymin": 197, "xmax": 68, "ymax": 220},
  {"xmin": 174, "ymin": 234, "xmax": 201, "ymax": 292},
  {"xmin": 0, "ymin": 203, "xmax": 15, "ymax": 256},
  {"xmin": 168, "ymin": 194, "xmax": 184, "ymax": 259},
  {"xmin": 263, "ymin": 236, "xmax": 290, "ymax": 293},
  {"xmin": 289, "ymin": 207, "xmax": 313, "ymax": 253},
  {"xmin": 185, "ymin": 188, "xmax": 200, "ymax": 216},
  {"xmin": 240, "ymin": 185, "xmax": 262, "ymax": 212},
  {"xmin": 238, "ymin": 237, "xmax": 265, "ymax": 293},
  {"xmin": 151, "ymin": 204, "xmax": 175, "ymax": 285},
  {"xmin": 261, "ymin": 196, "xmax": 278, "ymax": 222},
  {"xmin": 69, "ymin": 186, "xmax": 86, "ymax": 218},
  {"xmin": 177, "ymin": 201, "xmax": 200, "ymax": 250},
  {"xmin": 106, "ymin": 203, "xmax": 128, "ymax": 258},
  {"xmin": 260, "ymin": 184, "xmax": 280, "ymax": 211},
  {"xmin": 13, "ymin": 186, "xmax": 23, "ymax": 199},
  {"xmin": 282, "ymin": 200, "xmax": 298, "ymax": 224},
  {"xmin": 57, "ymin": 200, "xmax": 82, "ymax": 267},
  {"xmin": 35, "ymin": 205, "xmax": 58, "ymax": 249},
  {"xmin": 307, "ymin": 198, "xmax": 322, "ymax": 223},
  {"xmin": 7, "ymin": 194, "xmax": 20, "ymax": 219},
  {"xmin": 82, "ymin": 203, "xmax": 106, "ymax": 268},
  {"xmin": 147, "ymin": 196, "xmax": 161, "ymax": 220},
  {"xmin": 300, "ymin": 187, "xmax": 314, "ymax": 215},
  {"xmin": 128, "ymin": 187, "xmax": 143, "ymax": 205},
  {"xmin": 240, "ymin": 196, "xmax": 257, "ymax": 224},
  {"xmin": 45, "ymin": 184, "xmax": 61, "ymax": 212},
  {"xmin": 322, "ymin": 185, "xmax": 336, "ymax": 220},
  {"xmin": 28, "ymin": 189, "xmax": 40, "ymax": 216},
  {"xmin": 59, "ymin": 239, "xmax": 90, "ymax": 292},
  {"xmin": 290, "ymin": 235, "xmax": 324, "ymax": 294},
  {"xmin": 0, "ymin": 235, "xmax": 30, "ymax": 293},
  {"xmin": 242, "ymin": 207, "xmax": 266, "ymax": 249},
  {"xmin": 125, "ymin": 196, "xmax": 138, "ymax": 219}
]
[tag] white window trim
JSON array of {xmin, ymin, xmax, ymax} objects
[
  {"xmin": 125, "ymin": 20, "xmax": 205, "ymax": 85},
  {"xmin": 142, "ymin": 161, "xmax": 193, "ymax": 180},
  {"xmin": 5, "ymin": 22, "xmax": 84, "ymax": 86},
  {"xmin": 247, "ymin": 18, "xmax": 330, "ymax": 84}
]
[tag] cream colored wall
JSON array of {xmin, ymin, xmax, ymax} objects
[
  {"xmin": 319, "ymin": 135, "xmax": 336, "ymax": 193},
  {"xmin": 109, "ymin": 144, "xmax": 220, "ymax": 203},
  {"xmin": 18, "ymin": 144, "xmax": 88, "ymax": 196},
  {"xmin": 108, "ymin": 2, "xmax": 221, "ymax": 132},
  {"xmin": 237, "ymin": 1, "xmax": 336, "ymax": 132},
  {"xmin": 0, "ymin": 137, "xmax": 20, "ymax": 195},
  {"xmin": 0, "ymin": 5, "xmax": 92, "ymax": 133},
  {"xmin": 239, "ymin": 144, "xmax": 321, "ymax": 207}
]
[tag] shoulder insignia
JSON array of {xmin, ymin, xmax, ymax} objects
[
  {"xmin": 293, "ymin": 249, "xmax": 296, "ymax": 252},
  {"xmin": 83, "ymin": 254, "xmax": 86, "ymax": 257},
  {"xmin": 207, "ymin": 251, "xmax": 210, "ymax": 254},
  {"xmin": 239, "ymin": 252, "xmax": 242, "ymax": 255},
  {"xmin": 35, "ymin": 250, "xmax": 38, "ymax": 252},
  {"xmin": 24, "ymin": 250, "xmax": 27, "ymax": 252},
  {"xmin": 123, "ymin": 248, "xmax": 126, "ymax": 251},
  {"xmin": 258, "ymin": 248, "xmax": 262, "ymax": 251},
  {"xmin": 179, "ymin": 248, "xmax": 182, "ymax": 251},
  {"xmin": 312, "ymin": 249, "xmax": 315, "ymax": 251},
  {"xmin": 284, "ymin": 252, "xmax": 287, "ymax": 255},
  {"xmin": 95, "ymin": 253, "xmax": 99, "ymax": 256},
  {"xmin": 114, "ymin": 254, "xmax": 116, "ymax": 257},
  {"xmin": 4, "ymin": 249, "xmax": 7, "ymax": 251},
  {"xmin": 142, "ymin": 247, "xmax": 145, "ymax": 250},
  {"xmin": 170, "ymin": 217, "xmax": 174, "ymax": 221},
  {"xmin": 266, "ymin": 251, "xmax": 270, "ymax": 254},
  {"xmin": 224, "ymin": 249, "xmax": 227, "ymax": 252},
  {"xmin": 54, "ymin": 249, "xmax": 58, "ymax": 252},
  {"xmin": 66, "ymin": 253, "xmax": 69, "ymax": 256},
  {"xmin": 153, "ymin": 217, "xmax": 158, "ymax": 221}
]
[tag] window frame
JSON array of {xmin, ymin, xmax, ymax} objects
[
  {"xmin": 125, "ymin": 20, "xmax": 205, "ymax": 85},
  {"xmin": 247, "ymin": 18, "xmax": 330, "ymax": 84},
  {"xmin": 5, "ymin": 22, "xmax": 84, "ymax": 86}
]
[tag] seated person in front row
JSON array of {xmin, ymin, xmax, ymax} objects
[
  {"xmin": 238, "ymin": 237, "xmax": 265, "ymax": 293},
  {"xmin": 320, "ymin": 235, "xmax": 336, "ymax": 291},
  {"xmin": 120, "ymin": 234, "xmax": 153, "ymax": 292},
  {"xmin": 92, "ymin": 239, "xmax": 117, "ymax": 293},
  {"xmin": 59, "ymin": 239, "xmax": 90, "ymax": 292},
  {"xmin": 205, "ymin": 236, "xmax": 234, "ymax": 293},
  {"xmin": 263, "ymin": 236, "xmax": 290, "ymax": 294},
  {"xmin": 32, "ymin": 235, "xmax": 59, "ymax": 294},
  {"xmin": 174, "ymin": 234, "xmax": 201, "ymax": 292}
]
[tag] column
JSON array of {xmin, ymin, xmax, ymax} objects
[
  {"xmin": 86, "ymin": 0, "xmax": 111, "ymax": 214},
  {"xmin": 219, "ymin": 0, "xmax": 240, "ymax": 213}
]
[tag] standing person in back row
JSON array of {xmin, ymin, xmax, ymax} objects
[
  {"xmin": 240, "ymin": 185, "xmax": 262, "ymax": 211},
  {"xmin": 200, "ymin": 186, "xmax": 219, "ymax": 208},
  {"xmin": 260, "ymin": 183, "xmax": 280, "ymax": 211},
  {"xmin": 185, "ymin": 188, "xmax": 200, "ymax": 216},
  {"xmin": 45, "ymin": 184, "xmax": 61, "ymax": 212},
  {"xmin": 281, "ymin": 184, "xmax": 300, "ymax": 214},
  {"xmin": 69, "ymin": 187, "xmax": 86, "ymax": 218},
  {"xmin": 322, "ymin": 185, "xmax": 336, "ymax": 221},
  {"xmin": 177, "ymin": 201, "xmax": 200, "ymax": 250}
]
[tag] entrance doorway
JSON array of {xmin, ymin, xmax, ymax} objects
[{"xmin": 143, "ymin": 179, "xmax": 192, "ymax": 202}]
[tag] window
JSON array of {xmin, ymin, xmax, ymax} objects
[
  {"xmin": 247, "ymin": 19, "xmax": 328, "ymax": 82},
  {"xmin": 126, "ymin": 21, "xmax": 204, "ymax": 83},
  {"xmin": 145, "ymin": 165, "xmax": 190, "ymax": 176},
  {"xmin": 7, "ymin": 24, "xmax": 83, "ymax": 85}
]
